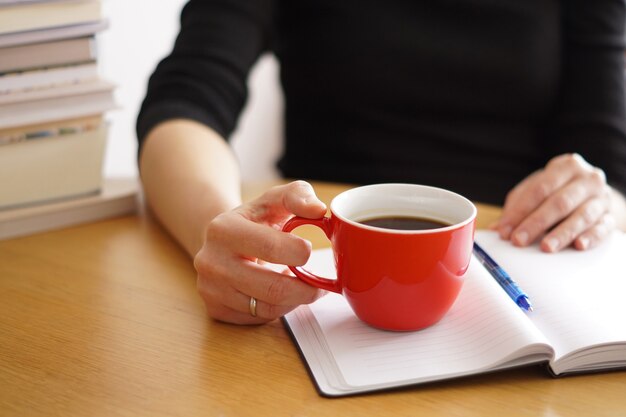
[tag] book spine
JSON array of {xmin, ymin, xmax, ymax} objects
[
  {"xmin": 0, "ymin": 36, "xmax": 96, "ymax": 73},
  {"xmin": 0, "ymin": 1, "xmax": 102, "ymax": 36},
  {"xmin": 0, "ymin": 62, "xmax": 98, "ymax": 93}
]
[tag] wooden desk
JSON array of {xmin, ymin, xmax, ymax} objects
[{"xmin": 1, "ymin": 181, "xmax": 625, "ymax": 417}]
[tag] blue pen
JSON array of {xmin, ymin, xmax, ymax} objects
[{"xmin": 473, "ymin": 242, "xmax": 533, "ymax": 312}]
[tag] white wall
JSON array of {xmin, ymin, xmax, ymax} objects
[{"xmin": 98, "ymin": 0, "xmax": 282, "ymax": 181}]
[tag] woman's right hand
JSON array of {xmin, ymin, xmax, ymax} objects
[{"xmin": 193, "ymin": 181, "xmax": 328, "ymax": 324}]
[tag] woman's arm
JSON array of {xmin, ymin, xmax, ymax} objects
[
  {"xmin": 136, "ymin": 0, "xmax": 276, "ymax": 255},
  {"xmin": 495, "ymin": 0, "xmax": 626, "ymax": 251},
  {"xmin": 136, "ymin": 1, "xmax": 326, "ymax": 325},
  {"xmin": 140, "ymin": 119, "xmax": 327, "ymax": 325},
  {"xmin": 139, "ymin": 119, "xmax": 242, "ymax": 256}
]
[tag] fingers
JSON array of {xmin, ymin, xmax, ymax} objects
[
  {"xmin": 498, "ymin": 154, "xmax": 590, "ymax": 239},
  {"xmin": 230, "ymin": 260, "xmax": 323, "ymax": 307},
  {"xmin": 214, "ymin": 287, "xmax": 323, "ymax": 325},
  {"xmin": 496, "ymin": 153, "xmax": 614, "ymax": 252},
  {"xmin": 198, "ymin": 289, "xmax": 300, "ymax": 326},
  {"xmin": 196, "ymin": 254, "xmax": 324, "ymax": 324},
  {"xmin": 573, "ymin": 213, "xmax": 615, "ymax": 251},
  {"xmin": 207, "ymin": 180, "xmax": 328, "ymax": 266},
  {"xmin": 208, "ymin": 212, "xmax": 312, "ymax": 265},
  {"xmin": 509, "ymin": 174, "xmax": 606, "ymax": 247},
  {"xmin": 539, "ymin": 197, "xmax": 609, "ymax": 252}
]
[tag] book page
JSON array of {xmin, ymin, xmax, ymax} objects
[
  {"xmin": 286, "ymin": 248, "xmax": 552, "ymax": 394},
  {"xmin": 474, "ymin": 231, "xmax": 626, "ymax": 373}
]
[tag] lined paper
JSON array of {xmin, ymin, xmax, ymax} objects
[
  {"xmin": 293, "ymin": 247, "xmax": 551, "ymax": 390},
  {"xmin": 474, "ymin": 231, "xmax": 626, "ymax": 372}
]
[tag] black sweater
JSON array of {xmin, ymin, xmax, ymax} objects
[{"xmin": 137, "ymin": 0, "xmax": 626, "ymax": 205}]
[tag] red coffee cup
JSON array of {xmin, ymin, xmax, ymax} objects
[{"xmin": 282, "ymin": 183, "xmax": 476, "ymax": 331}]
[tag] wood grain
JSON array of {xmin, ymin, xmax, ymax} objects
[{"xmin": 1, "ymin": 181, "xmax": 624, "ymax": 417}]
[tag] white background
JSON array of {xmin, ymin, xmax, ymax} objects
[{"xmin": 98, "ymin": 0, "xmax": 283, "ymax": 181}]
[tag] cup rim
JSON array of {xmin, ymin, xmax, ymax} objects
[{"xmin": 330, "ymin": 183, "xmax": 477, "ymax": 234}]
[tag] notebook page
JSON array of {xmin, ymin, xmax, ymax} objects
[
  {"xmin": 294, "ymin": 248, "xmax": 551, "ymax": 390},
  {"xmin": 475, "ymin": 231, "xmax": 626, "ymax": 368}
]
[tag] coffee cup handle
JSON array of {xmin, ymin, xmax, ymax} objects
[{"xmin": 282, "ymin": 216, "xmax": 342, "ymax": 294}]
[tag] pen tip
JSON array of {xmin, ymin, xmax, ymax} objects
[{"xmin": 517, "ymin": 297, "xmax": 533, "ymax": 312}]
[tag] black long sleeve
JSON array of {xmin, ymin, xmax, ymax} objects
[
  {"xmin": 137, "ymin": 0, "xmax": 276, "ymax": 142},
  {"xmin": 137, "ymin": 0, "xmax": 626, "ymax": 205},
  {"xmin": 549, "ymin": 0, "xmax": 626, "ymax": 194}
]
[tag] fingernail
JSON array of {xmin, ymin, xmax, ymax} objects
[
  {"xmin": 577, "ymin": 236, "xmax": 590, "ymax": 250},
  {"xmin": 500, "ymin": 224, "xmax": 513, "ymax": 239},
  {"xmin": 544, "ymin": 237, "xmax": 559, "ymax": 252},
  {"xmin": 514, "ymin": 231, "xmax": 529, "ymax": 246}
]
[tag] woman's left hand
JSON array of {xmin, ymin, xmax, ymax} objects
[{"xmin": 494, "ymin": 153, "xmax": 618, "ymax": 252}]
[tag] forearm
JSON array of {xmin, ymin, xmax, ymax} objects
[{"xmin": 139, "ymin": 119, "xmax": 242, "ymax": 256}]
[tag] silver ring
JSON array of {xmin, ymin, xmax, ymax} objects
[{"xmin": 249, "ymin": 296, "xmax": 257, "ymax": 317}]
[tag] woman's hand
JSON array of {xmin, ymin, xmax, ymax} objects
[
  {"xmin": 193, "ymin": 181, "xmax": 327, "ymax": 324},
  {"xmin": 495, "ymin": 153, "xmax": 619, "ymax": 252}
]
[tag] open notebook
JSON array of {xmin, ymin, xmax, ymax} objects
[{"xmin": 283, "ymin": 230, "xmax": 626, "ymax": 397}]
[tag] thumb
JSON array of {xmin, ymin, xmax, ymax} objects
[
  {"xmin": 284, "ymin": 181, "xmax": 327, "ymax": 218},
  {"xmin": 246, "ymin": 181, "xmax": 327, "ymax": 224}
]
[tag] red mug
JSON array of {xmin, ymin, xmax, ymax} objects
[{"xmin": 282, "ymin": 183, "xmax": 477, "ymax": 331}]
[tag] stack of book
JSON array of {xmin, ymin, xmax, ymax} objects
[{"xmin": 0, "ymin": 0, "xmax": 137, "ymax": 239}]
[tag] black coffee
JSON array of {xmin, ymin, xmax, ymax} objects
[{"xmin": 359, "ymin": 215, "xmax": 450, "ymax": 231}]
